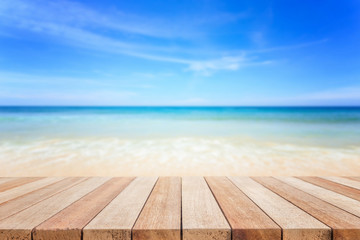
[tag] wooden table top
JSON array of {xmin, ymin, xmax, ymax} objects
[{"xmin": 0, "ymin": 176, "xmax": 359, "ymax": 240}]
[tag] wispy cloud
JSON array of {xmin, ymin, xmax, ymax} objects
[
  {"xmin": 186, "ymin": 56, "xmax": 272, "ymax": 75},
  {"xmin": 0, "ymin": 0, "xmax": 243, "ymax": 39},
  {"xmin": 0, "ymin": 0, "xmax": 326, "ymax": 76},
  {"xmin": 0, "ymin": 0, "xmax": 264, "ymax": 75}
]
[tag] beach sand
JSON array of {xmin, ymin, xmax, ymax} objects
[
  {"xmin": 1, "ymin": 107, "xmax": 359, "ymax": 176},
  {"xmin": 1, "ymin": 137, "xmax": 359, "ymax": 176}
]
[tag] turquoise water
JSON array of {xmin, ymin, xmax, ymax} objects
[
  {"xmin": 1, "ymin": 107, "xmax": 360, "ymax": 176},
  {"xmin": 0, "ymin": 107, "xmax": 360, "ymax": 147}
]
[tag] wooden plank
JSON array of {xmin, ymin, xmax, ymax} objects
[
  {"xmin": 0, "ymin": 178, "xmax": 14, "ymax": 185},
  {"xmin": 33, "ymin": 177, "xmax": 134, "ymax": 240},
  {"xmin": 299, "ymin": 176, "xmax": 360, "ymax": 201},
  {"xmin": 254, "ymin": 177, "xmax": 360, "ymax": 240},
  {"xmin": 0, "ymin": 177, "xmax": 64, "ymax": 204},
  {"xmin": 0, "ymin": 177, "xmax": 110, "ymax": 240},
  {"xmin": 182, "ymin": 177, "xmax": 230, "ymax": 240},
  {"xmin": 0, "ymin": 177, "xmax": 85, "ymax": 220},
  {"xmin": 132, "ymin": 177, "xmax": 181, "ymax": 240},
  {"xmin": 229, "ymin": 177, "xmax": 331, "ymax": 240},
  {"xmin": 276, "ymin": 177, "xmax": 360, "ymax": 218},
  {"xmin": 84, "ymin": 177, "xmax": 158, "ymax": 240},
  {"xmin": 206, "ymin": 177, "xmax": 281, "ymax": 240},
  {"xmin": 0, "ymin": 177, "xmax": 42, "ymax": 192},
  {"xmin": 321, "ymin": 176, "xmax": 360, "ymax": 190},
  {"xmin": 347, "ymin": 177, "xmax": 360, "ymax": 182}
]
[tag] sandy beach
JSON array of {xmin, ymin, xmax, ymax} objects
[
  {"xmin": 1, "ymin": 107, "xmax": 359, "ymax": 176},
  {"xmin": 1, "ymin": 137, "xmax": 359, "ymax": 176}
]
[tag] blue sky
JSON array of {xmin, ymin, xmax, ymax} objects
[{"xmin": 0, "ymin": 0, "xmax": 359, "ymax": 106}]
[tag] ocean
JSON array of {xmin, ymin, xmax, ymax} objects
[{"xmin": 1, "ymin": 106, "xmax": 359, "ymax": 176}]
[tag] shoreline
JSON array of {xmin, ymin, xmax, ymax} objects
[{"xmin": 1, "ymin": 137, "xmax": 359, "ymax": 176}]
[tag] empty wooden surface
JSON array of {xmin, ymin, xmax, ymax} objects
[
  {"xmin": 299, "ymin": 176, "xmax": 360, "ymax": 201},
  {"xmin": 229, "ymin": 177, "xmax": 331, "ymax": 240},
  {"xmin": 322, "ymin": 176, "xmax": 360, "ymax": 190},
  {"xmin": 254, "ymin": 177, "xmax": 360, "ymax": 240},
  {"xmin": 182, "ymin": 177, "xmax": 230, "ymax": 240},
  {"xmin": 0, "ymin": 176, "xmax": 359, "ymax": 240},
  {"xmin": 84, "ymin": 177, "xmax": 158, "ymax": 240},
  {"xmin": 0, "ymin": 178, "xmax": 14, "ymax": 185},
  {"xmin": 206, "ymin": 177, "xmax": 281, "ymax": 240},
  {"xmin": 133, "ymin": 177, "xmax": 181, "ymax": 240},
  {"xmin": 0, "ymin": 177, "xmax": 85, "ymax": 220},
  {"xmin": 0, "ymin": 177, "xmax": 109, "ymax": 240},
  {"xmin": 277, "ymin": 177, "xmax": 360, "ymax": 218},
  {"xmin": 33, "ymin": 177, "xmax": 134, "ymax": 240},
  {"xmin": 0, "ymin": 177, "xmax": 41, "ymax": 192},
  {"xmin": 0, "ymin": 177, "xmax": 63, "ymax": 204},
  {"xmin": 347, "ymin": 177, "xmax": 360, "ymax": 182}
]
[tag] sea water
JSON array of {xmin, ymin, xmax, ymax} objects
[{"xmin": 0, "ymin": 107, "xmax": 359, "ymax": 176}]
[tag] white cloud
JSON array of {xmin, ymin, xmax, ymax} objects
[
  {"xmin": 0, "ymin": 0, "xmax": 325, "ymax": 76},
  {"xmin": 186, "ymin": 56, "xmax": 272, "ymax": 75},
  {"xmin": 188, "ymin": 56, "xmax": 245, "ymax": 72},
  {"xmin": 0, "ymin": 0, "xmax": 244, "ymax": 39},
  {"xmin": 0, "ymin": 0, "xmax": 268, "ymax": 75}
]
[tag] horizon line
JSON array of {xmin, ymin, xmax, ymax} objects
[{"xmin": 0, "ymin": 105, "xmax": 359, "ymax": 108}]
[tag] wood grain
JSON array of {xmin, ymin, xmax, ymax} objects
[
  {"xmin": 182, "ymin": 177, "xmax": 230, "ymax": 240},
  {"xmin": 84, "ymin": 177, "xmax": 158, "ymax": 240},
  {"xmin": 229, "ymin": 177, "xmax": 331, "ymax": 240},
  {"xmin": 33, "ymin": 177, "xmax": 134, "ymax": 240},
  {"xmin": 299, "ymin": 176, "xmax": 360, "ymax": 201},
  {"xmin": 276, "ymin": 177, "xmax": 360, "ymax": 218},
  {"xmin": 347, "ymin": 177, "xmax": 360, "ymax": 182},
  {"xmin": 0, "ymin": 176, "xmax": 359, "ymax": 240},
  {"xmin": 321, "ymin": 176, "xmax": 360, "ymax": 190},
  {"xmin": 0, "ymin": 178, "xmax": 14, "ymax": 185},
  {"xmin": 0, "ymin": 177, "xmax": 63, "ymax": 205},
  {"xmin": 254, "ymin": 177, "xmax": 360, "ymax": 240},
  {"xmin": 0, "ymin": 177, "xmax": 110, "ymax": 240},
  {"xmin": 206, "ymin": 177, "xmax": 281, "ymax": 240},
  {"xmin": 0, "ymin": 177, "xmax": 85, "ymax": 220},
  {"xmin": 0, "ymin": 177, "xmax": 42, "ymax": 192},
  {"xmin": 133, "ymin": 177, "xmax": 181, "ymax": 240}
]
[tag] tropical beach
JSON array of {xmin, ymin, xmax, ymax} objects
[
  {"xmin": 1, "ymin": 0, "xmax": 360, "ymax": 239},
  {"xmin": 1, "ymin": 107, "xmax": 359, "ymax": 176}
]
